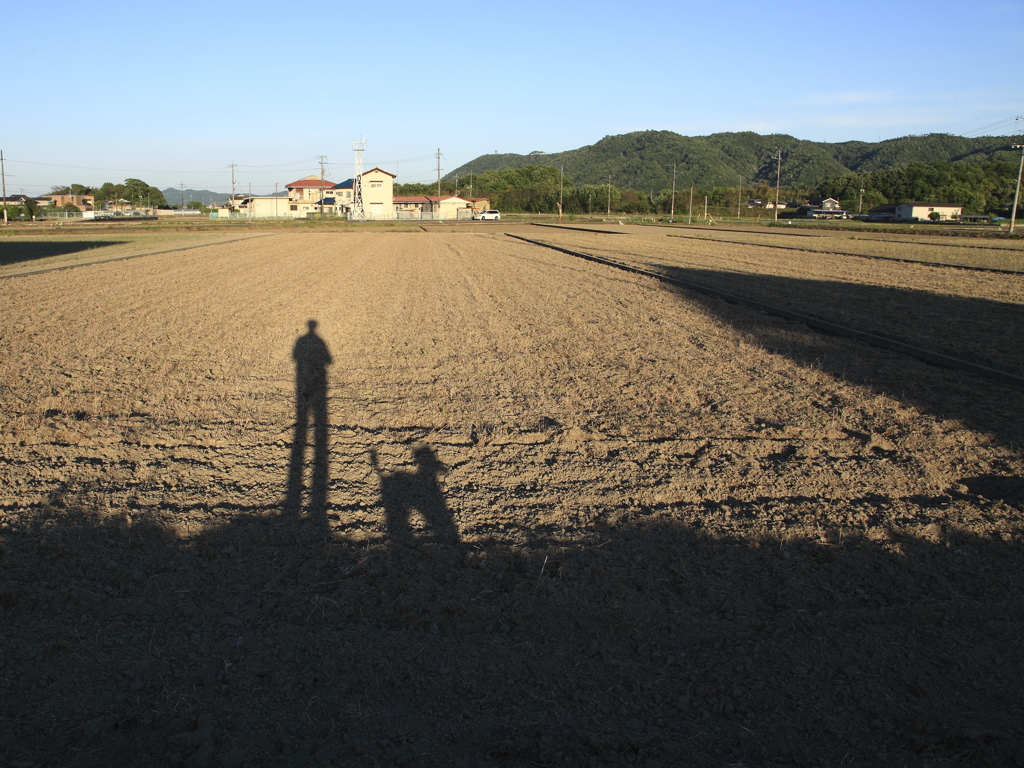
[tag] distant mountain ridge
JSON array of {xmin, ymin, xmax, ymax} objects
[
  {"xmin": 448, "ymin": 131, "xmax": 1019, "ymax": 191},
  {"xmin": 160, "ymin": 188, "xmax": 287, "ymax": 207},
  {"xmin": 161, "ymin": 188, "xmax": 229, "ymax": 207}
]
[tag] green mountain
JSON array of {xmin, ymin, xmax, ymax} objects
[{"xmin": 449, "ymin": 131, "xmax": 1019, "ymax": 191}]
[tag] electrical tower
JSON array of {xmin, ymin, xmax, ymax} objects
[{"xmin": 350, "ymin": 138, "xmax": 366, "ymax": 220}]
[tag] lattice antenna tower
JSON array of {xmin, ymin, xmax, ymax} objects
[{"xmin": 350, "ymin": 138, "xmax": 366, "ymax": 220}]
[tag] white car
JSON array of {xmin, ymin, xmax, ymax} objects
[{"xmin": 474, "ymin": 210, "xmax": 500, "ymax": 220}]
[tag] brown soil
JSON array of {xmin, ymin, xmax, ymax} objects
[{"xmin": 1, "ymin": 229, "xmax": 1022, "ymax": 767}]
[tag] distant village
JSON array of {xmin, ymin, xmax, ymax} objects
[
  {"xmin": 2, "ymin": 168, "xmax": 493, "ymax": 222},
  {"xmin": 746, "ymin": 196, "xmax": 965, "ymax": 223}
]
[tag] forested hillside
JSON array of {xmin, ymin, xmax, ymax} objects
[{"xmin": 449, "ymin": 131, "xmax": 1018, "ymax": 192}]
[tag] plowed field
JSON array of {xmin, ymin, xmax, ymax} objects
[{"xmin": 2, "ymin": 228, "xmax": 1023, "ymax": 767}]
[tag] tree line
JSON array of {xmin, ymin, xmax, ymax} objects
[
  {"xmin": 397, "ymin": 166, "xmax": 803, "ymax": 217},
  {"xmin": 1, "ymin": 180, "xmax": 174, "ymax": 219},
  {"xmin": 395, "ymin": 160, "xmax": 1022, "ymax": 219},
  {"xmin": 814, "ymin": 161, "xmax": 1021, "ymax": 217}
]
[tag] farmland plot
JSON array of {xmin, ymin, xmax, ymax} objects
[
  {"xmin": 0, "ymin": 231, "xmax": 272, "ymax": 277},
  {"xmin": 528, "ymin": 225, "xmax": 1024, "ymax": 379},
  {"xmin": 1, "ymin": 231, "xmax": 1022, "ymax": 767},
  {"xmin": 657, "ymin": 225, "xmax": 1024, "ymax": 272}
]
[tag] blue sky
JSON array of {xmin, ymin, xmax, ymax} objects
[{"xmin": 4, "ymin": 1, "xmax": 1022, "ymax": 197}]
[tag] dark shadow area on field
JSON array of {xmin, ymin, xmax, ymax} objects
[
  {"xmin": 0, "ymin": 240, "xmax": 125, "ymax": 267},
  {"xmin": 650, "ymin": 263, "xmax": 1024, "ymax": 448},
  {"xmin": 369, "ymin": 444, "xmax": 461, "ymax": 545},
  {"xmin": 284, "ymin": 320, "xmax": 332, "ymax": 525},
  {"xmin": 3, "ymin": 495, "xmax": 1022, "ymax": 768}
]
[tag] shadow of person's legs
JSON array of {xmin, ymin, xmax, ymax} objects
[{"xmin": 284, "ymin": 401, "xmax": 309, "ymax": 517}]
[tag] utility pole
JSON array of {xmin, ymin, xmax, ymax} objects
[
  {"xmin": 229, "ymin": 162, "xmax": 238, "ymax": 203},
  {"xmin": 859, "ymin": 186, "xmax": 865, "ymax": 214},
  {"xmin": 180, "ymin": 183, "xmax": 185, "ymax": 211},
  {"xmin": 1, "ymin": 150, "xmax": 7, "ymax": 225},
  {"xmin": 737, "ymin": 179, "xmax": 742, "ymax": 219},
  {"xmin": 436, "ymin": 148, "xmax": 443, "ymax": 217},
  {"xmin": 607, "ymin": 175, "xmax": 611, "ymax": 216},
  {"xmin": 1011, "ymin": 116, "xmax": 1024, "ymax": 235},
  {"xmin": 670, "ymin": 163, "xmax": 676, "ymax": 222},
  {"xmin": 454, "ymin": 173, "xmax": 459, "ymax": 197},
  {"xmin": 316, "ymin": 155, "xmax": 328, "ymax": 219},
  {"xmin": 774, "ymin": 150, "xmax": 782, "ymax": 222},
  {"xmin": 688, "ymin": 185, "xmax": 693, "ymax": 225},
  {"xmin": 558, "ymin": 166, "xmax": 564, "ymax": 220}
]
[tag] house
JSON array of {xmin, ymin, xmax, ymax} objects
[
  {"xmin": 1, "ymin": 194, "xmax": 35, "ymax": 207},
  {"xmin": 235, "ymin": 196, "xmax": 297, "ymax": 218},
  {"xmin": 464, "ymin": 197, "xmax": 491, "ymax": 214},
  {"xmin": 394, "ymin": 195, "xmax": 475, "ymax": 220},
  {"xmin": 746, "ymin": 199, "xmax": 763, "ymax": 208},
  {"xmin": 795, "ymin": 204, "xmax": 850, "ymax": 220},
  {"xmin": 867, "ymin": 202, "xmax": 962, "ymax": 222},
  {"xmin": 866, "ymin": 203, "xmax": 897, "ymax": 222},
  {"xmin": 331, "ymin": 167, "xmax": 396, "ymax": 218},
  {"xmin": 286, "ymin": 175, "xmax": 336, "ymax": 205},
  {"xmin": 807, "ymin": 197, "xmax": 841, "ymax": 210},
  {"xmin": 393, "ymin": 196, "xmax": 432, "ymax": 219},
  {"xmin": 894, "ymin": 201, "xmax": 961, "ymax": 221}
]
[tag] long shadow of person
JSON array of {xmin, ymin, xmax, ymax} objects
[
  {"xmin": 284, "ymin": 320, "xmax": 333, "ymax": 523},
  {"xmin": 368, "ymin": 444, "xmax": 460, "ymax": 545}
]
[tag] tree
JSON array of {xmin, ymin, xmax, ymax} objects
[
  {"xmin": 50, "ymin": 183, "xmax": 94, "ymax": 195},
  {"xmin": 94, "ymin": 179, "xmax": 168, "ymax": 209}
]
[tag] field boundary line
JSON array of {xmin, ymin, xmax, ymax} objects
[
  {"xmin": 0, "ymin": 234, "xmax": 278, "ymax": 280},
  {"xmin": 649, "ymin": 222, "xmax": 1022, "ymax": 245},
  {"xmin": 531, "ymin": 223, "xmax": 628, "ymax": 235},
  {"xmin": 646, "ymin": 223, "xmax": 822, "ymax": 238},
  {"xmin": 665, "ymin": 233, "xmax": 1024, "ymax": 275},
  {"xmin": 507, "ymin": 233, "xmax": 1024, "ymax": 389},
  {"xmin": 854, "ymin": 236, "xmax": 1023, "ymax": 253}
]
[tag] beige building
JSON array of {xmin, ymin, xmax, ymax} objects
[
  {"xmin": 239, "ymin": 196, "xmax": 303, "ymax": 218},
  {"xmin": 331, "ymin": 168, "xmax": 396, "ymax": 218},
  {"xmin": 868, "ymin": 202, "xmax": 963, "ymax": 222},
  {"xmin": 38, "ymin": 193, "xmax": 95, "ymax": 210},
  {"xmin": 393, "ymin": 194, "xmax": 475, "ymax": 220},
  {"xmin": 895, "ymin": 202, "xmax": 962, "ymax": 221}
]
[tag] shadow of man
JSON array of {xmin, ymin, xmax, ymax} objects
[
  {"xmin": 285, "ymin": 320, "xmax": 333, "ymax": 522},
  {"xmin": 369, "ymin": 444, "xmax": 460, "ymax": 545}
]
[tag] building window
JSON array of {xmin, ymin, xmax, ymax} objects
[
  {"xmin": 290, "ymin": 205, "xmax": 297, "ymax": 211},
  {"xmin": 370, "ymin": 182, "xmax": 382, "ymax": 189}
]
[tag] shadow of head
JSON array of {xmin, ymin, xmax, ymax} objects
[{"xmin": 411, "ymin": 445, "xmax": 446, "ymax": 475}]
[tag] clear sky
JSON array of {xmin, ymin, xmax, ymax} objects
[{"xmin": 4, "ymin": 1, "xmax": 1022, "ymax": 197}]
